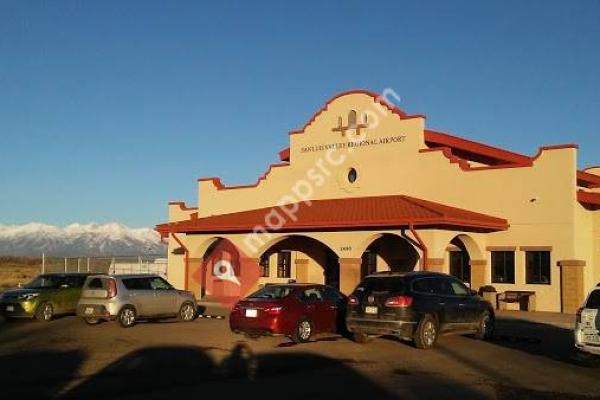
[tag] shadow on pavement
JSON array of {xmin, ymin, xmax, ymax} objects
[
  {"xmin": 0, "ymin": 349, "xmax": 86, "ymax": 398},
  {"xmin": 59, "ymin": 343, "xmax": 402, "ymax": 399},
  {"xmin": 0, "ymin": 342, "xmax": 490, "ymax": 400},
  {"xmin": 493, "ymin": 317, "xmax": 600, "ymax": 368}
]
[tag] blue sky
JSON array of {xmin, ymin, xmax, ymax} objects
[{"xmin": 1, "ymin": 1, "xmax": 599, "ymax": 227}]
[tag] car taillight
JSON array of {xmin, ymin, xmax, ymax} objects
[
  {"xmin": 106, "ymin": 279, "xmax": 117, "ymax": 299},
  {"xmin": 384, "ymin": 296, "xmax": 413, "ymax": 308},
  {"xmin": 348, "ymin": 295, "xmax": 359, "ymax": 305},
  {"xmin": 576, "ymin": 307, "xmax": 583, "ymax": 323},
  {"xmin": 266, "ymin": 306, "xmax": 283, "ymax": 316},
  {"xmin": 232, "ymin": 303, "xmax": 241, "ymax": 312}
]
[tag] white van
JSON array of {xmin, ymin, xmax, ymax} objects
[{"xmin": 574, "ymin": 287, "xmax": 600, "ymax": 355}]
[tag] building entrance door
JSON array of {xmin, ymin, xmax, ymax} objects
[{"xmin": 450, "ymin": 250, "xmax": 471, "ymax": 287}]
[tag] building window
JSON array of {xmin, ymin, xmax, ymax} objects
[
  {"xmin": 491, "ymin": 251, "xmax": 515, "ymax": 284},
  {"xmin": 277, "ymin": 251, "xmax": 292, "ymax": 278},
  {"xmin": 526, "ymin": 251, "xmax": 551, "ymax": 284},
  {"xmin": 348, "ymin": 110, "xmax": 357, "ymax": 128},
  {"xmin": 348, "ymin": 168, "xmax": 358, "ymax": 184},
  {"xmin": 259, "ymin": 254, "xmax": 270, "ymax": 278}
]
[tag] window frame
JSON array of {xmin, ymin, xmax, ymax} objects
[
  {"xmin": 525, "ymin": 251, "xmax": 551, "ymax": 285},
  {"xmin": 491, "ymin": 251, "xmax": 516, "ymax": 284},
  {"xmin": 277, "ymin": 251, "xmax": 292, "ymax": 279},
  {"xmin": 259, "ymin": 254, "xmax": 270, "ymax": 278}
]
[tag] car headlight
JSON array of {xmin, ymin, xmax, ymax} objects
[{"xmin": 18, "ymin": 293, "xmax": 40, "ymax": 301}]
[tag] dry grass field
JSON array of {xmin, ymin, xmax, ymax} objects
[{"xmin": 0, "ymin": 256, "xmax": 41, "ymax": 292}]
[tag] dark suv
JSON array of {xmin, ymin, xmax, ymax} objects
[{"xmin": 346, "ymin": 271, "xmax": 494, "ymax": 349}]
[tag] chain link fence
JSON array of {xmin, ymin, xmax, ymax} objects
[{"xmin": 41, "ymin": 255, "xmax": 168, "ymax": 279}]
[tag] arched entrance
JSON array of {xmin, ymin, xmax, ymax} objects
[
  {"xmin": 196, "ymin": 237, "xmax": 262, "ymax": 304},
  {"xmin": 448, "ymin": 238, "xmax": 470, "ymax": 285},
  {"xmin": 259, "ymin": 235, "xmax": 340, "ymax": 290},
  {"xmin": 199, "ymin": 237, "xmax": 244, "ymax": 299},
  {"xmin": 360, "ymin": 234, "xmax": 420, "ymax": 279},
  {"xmin": 447, "ymin": 234, "xmax": 482, "ymax": 287}
]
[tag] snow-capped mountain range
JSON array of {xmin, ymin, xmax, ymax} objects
[{"xmin": 0, "ymin": 223, "xmax": 166, "ymax": 256}]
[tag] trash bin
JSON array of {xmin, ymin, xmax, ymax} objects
[{"xmin": 478, "ymin": 285, "xmax": 498, "ymax": 309}]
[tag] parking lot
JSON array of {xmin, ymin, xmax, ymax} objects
[{"xmin": 0, "ymin": 307, "xmax": 598, "ymax": 400}]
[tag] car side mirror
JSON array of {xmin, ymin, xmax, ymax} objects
[{"xmin": 470, "ymin": 289, "xmax": 478, "ymax": 297}]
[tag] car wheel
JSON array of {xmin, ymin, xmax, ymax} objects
[
  {"xmin": 475, "ymin": 311, "xmax": 494, "ymax": 340},
  {"xmin": 291, "ymin": 319, "xmax": 313, "ymax": 343},
  {"xmin": 83, "ymin": 317, "xmax": 100, "ymax": 325},
  {"xmin": 353, "ymin": 332, "xmax": 373, "ymax": 344},
  {"xmin": 414, "ymin": 314, "xmax": 438, "ymax": 349},
  {"xmin": 118, "ymin": 306, "xmax": 136, "ymax": 328},
  {"xmin": 35, "ymin": 302, "xmax": 54, "ymax": 322},
  {"xmin": 178, "ymin": 302, "xmax": 196, "ymax": 322}
]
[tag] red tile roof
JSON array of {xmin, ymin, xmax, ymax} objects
[
  {"xmin": 578, "ymin": 190, "xmax": 600, "ymax": 210},
  {"xmin": 577, "ymin": 170, "xmax": 600, "ymax": 189},
  {"xmin": 157, "ymin": 194, "xmax": 509, "ymax": 236},
  {"xmin": 423, "ymin": 129, "xmax": 533, "ymax": 166}
]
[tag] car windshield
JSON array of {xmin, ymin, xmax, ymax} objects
[
  {"xmin": 25, "ymin": 275, "xmax": 63, "ymax": 289},
  {"xmin": 586, "ymin": 290, "xmax": 600, "ymax": 309},
  {"xmin": 247, "ymin": 285, "xmax": 293, "ymax": 299},
  {"xmin": 356, "ymin": 277, "xmax": 405, "ymax": 293}
]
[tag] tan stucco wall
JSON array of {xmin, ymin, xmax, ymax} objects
[
  {"xmin": 166, "ymin": 234, "xmax": 186, "ymax": 290},
  {"xmin": 164, "ymin": 92, "xmax": 598, "ymax": 312}
]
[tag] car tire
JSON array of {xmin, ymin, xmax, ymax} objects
[
  {"xmin": 352, "ymin": 332, "xmax": 373, "ymax": 344},
  {"xmin": 35, "ymin": 302, "xmax": 54, "ymax": 322},
  {"xmin": 118, "ymin": 306, "xmax": 136, "ymax": 328},
  {"xmin": 83, "ymin": 317, "xmax": 100, "ymax": 325},
  {"xmin": 178, "ymin": 302, "xmax": 196, "ymax": 322},
  {"xmin": 474, "ymin": 311, "xmax": 494, "ymax": 340},
  {"xmin": 291, "ymin": 319, "xmax": 313, "ymax": 343},
  {"xmin": 414, "ymin": 314, "xmax": 438, "ymax": 349}
]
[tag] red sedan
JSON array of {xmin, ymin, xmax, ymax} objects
[{"xmin": 229, "ymin": 283, "xmax": 347, "ymax": 343}]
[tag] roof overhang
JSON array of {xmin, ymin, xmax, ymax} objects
[
  {"xmin": 156, "ymin": 195, "xmax": 509, "ymax": 238},
  {"xmin": 578, "ymin": 190, "xmax": 600, "ymax": 210}
]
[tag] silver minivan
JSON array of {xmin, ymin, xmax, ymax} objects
[
  {"xmin": 77, "ymin": 274, "xmax": 197, "ymax": 328},
  {"xmin": 574, "ymin": 287, "xmax": 600, "ymax": 355}
]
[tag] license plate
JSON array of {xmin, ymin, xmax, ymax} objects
[
  {"xmin": 85, "ymin": 307, "xmax": 94, "ymax": 315},
  {"xmin": 365, "ymin": 306, "xmax": 378, "ymax": 315},
  {"xmin": 245, "ymin": 309, "xmax": 257, "ymax": 318},
  {"xmin": 6, "ymin": 305, "xmax": 14, "ymax": 312}
]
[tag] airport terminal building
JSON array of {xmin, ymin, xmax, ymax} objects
[{"xmin": 157, "ymin": 90, "xmax": 600, "ymax": 313}]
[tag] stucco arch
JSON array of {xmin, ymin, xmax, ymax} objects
[
  {"xmin": 255, "ymin": 233, "xmax": 343, "ymax": 289},
  {"xmin": 450, "ymin": 233, "xmax": 483, "ymax": 260},
  {"xmin": 187, "ymin": 235, "xmax": 225, "ymax": 259},
  {"xmin": 353, "ymin": 231, "xmax": 420, "ymax": 259},
  {"xmin": 355, "ymin": 232, "xmax": 421, "ymax": 274},
  {"xmin": 254, "ymin": 233, "xmax": 342, "ymax": 259}
]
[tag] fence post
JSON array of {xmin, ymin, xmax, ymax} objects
[
  {"xmin": 64, "ymin": 257, "xmax": 67, "ymax": 273},
  {"xmin": 87, "ymin": 258, "xmax": 90, "ymax": 272},
  {"xmin": 77, "ymin": 258, "xmax": 80, "ymax": 273},
  {"xmin": 42, "ymin": 253, "xmax": 45, "ymax": 274}
]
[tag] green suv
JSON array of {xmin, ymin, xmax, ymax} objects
[{"xmin": 0, "ymin": 273, "xmax": 91, "ymax": 321}]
